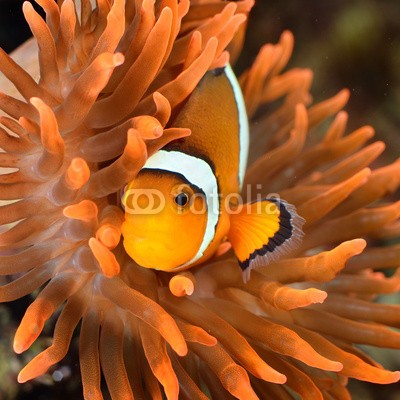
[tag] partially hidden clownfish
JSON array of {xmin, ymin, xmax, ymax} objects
[{"xmin": 121, "ymin": 64, "xmax": 305, "ymax": 279}]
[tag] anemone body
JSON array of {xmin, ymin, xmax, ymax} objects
[{"xmin": 0, "ymin": 1, "xmax": 400, "ymax": 399}]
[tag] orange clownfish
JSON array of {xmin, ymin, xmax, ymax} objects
[{"xmin": 121, "ymin": 64, "xmax": 304, "ymax": 278}]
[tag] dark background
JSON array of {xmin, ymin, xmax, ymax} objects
[
  {"xmin": 0, "ymin": 1, "xmax": 400, "ymax": 399},
  {"xmin": 0, "ymin": 0, "xmax": 44, "ymax": 53}
]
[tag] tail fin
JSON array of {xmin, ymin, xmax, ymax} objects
[{"xmin": 228, "ymin": 198, "xmax": 305, "ymax": 280}]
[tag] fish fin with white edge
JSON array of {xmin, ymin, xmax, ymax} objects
[{"xmin": 228, "ymin": 198, "xmax": 305, "ymax": 281}]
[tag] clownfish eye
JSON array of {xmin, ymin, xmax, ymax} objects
[{"xmin": 174, "ymin": 192, "xmax": 189, "ymax": 207}]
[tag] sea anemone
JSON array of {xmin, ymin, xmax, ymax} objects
[{"xmin": 1, "ymin": 0, "xmax": 400, "ymax": 399}]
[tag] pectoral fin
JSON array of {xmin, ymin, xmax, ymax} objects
[{"xmin": 228, "ymin": 198, "xmax": 305, "ymax": 279}]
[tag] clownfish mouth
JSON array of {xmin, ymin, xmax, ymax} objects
[
  {"xmin": 122, "ymin": 232, "xmax": 183, "ymax": 271},
  {"xmin": 124, "ymin": 233, "xmax": 177, "ymax": 252},
  {"xmin": 123, "ymin": 233, "xmax": 146, "ymax": 242}
]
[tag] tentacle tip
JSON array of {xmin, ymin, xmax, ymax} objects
[
  {"xmin": 17, "ymin": 372, "xmax": 28, "ymax": 384},
  {"xmin": 359, "ymin": 167, "xmax": 372, "ymax": 179},
  {"xmin": 192, "ymin": 30, "xmax": 201, "ymax": 40},
  {"xmin": 185, "ymin": 286, "xmax": 194, "ymax": 296},
  {"xmin": 352, "ymin": 238, "xmax": 367, "ymax": 253},
  {"xmin": 62, "ymin": 207, "xmax": 73, "ymax": 218},
  {"xmin": 301, "ymin": 68, "xmax": 314, "ymax": 81},
  {"xmin": 174, "ymin": 341, "xmax": 188, "ymax": 357},
  {"xmin": 281, "ymin": 30, "xmax": 294, "ymax": 41},
  {"xmin": 235, "ymin": 13, "xmax": 248, "ymax": 26},
  {"xmin": 67, "ymin": 158, "xmax": 90, "ymax": 188},
  {"xmin": 375, "ymin": 140, "xmax": 386, "ymax": 150},
  {"xmin": 215, "ymin": 241, "xmax": 232, "ymax": 257},
  {"xmin": 113, "ymin": 52, "xmax": 125, "ymax": 67},
  {"xmin": 29, "ymin": 97, "xmax": 41, "ymax": 106},
  {"xmin": 207, "ymin": 36, "xmax": 219, "ymax": 49},
  {"xmin": 17, "ymin": 362, "xmax": 44, "ymax": 384},
  {"xmin": 154, "ymin": 126, "xmax": 164, "ymax": 138},
  {"xmin": 384, "ymin": 371, "xmax": 400, "ymax": 384},
  {"xmin": 63, "ymin": 200, "xmax": 98, "ymax": 220},
  {"xmin": 160, "ymin": 5, "xmax": 173, "ymax": 13},
  {"xmin": 153, "ymin": 91, "xmax": 164, "ymax": 99},
  {"xmin": 339, "ymin": 88, "xmax": 351, "ymax": 101},
  {"xmin": 13, "ymin": 341, "xmax": 26, "ymax": 355},
  {"xmin": 259, "ymin": 369, "xmax": 287, "ymax": 384},
  {"xmin": 224, "ymin": 1, "xmax": 239, "ymax": 14},
  {"xmin": 169, "ymin": 274, "xmax": 195, "ymax": 297},
  {"xmin": 125, "ymin": 129, "xmax": 147, "ymax": 160},
  {"xmin": 276, "ymin": 373, "xmax": 287, "ymax": 384},
  {"xmin": 102, "ymin": 267, "xmax": 120, "ymax": 279},
  {"xmin": 295, "ymin": 102, "xmax": 307, "ymax": 113},
  {"xmin": 22, "ymin": 1, "xmax": 33, "ymax": 12},
  {"xmin": 181, "ymin": 128, "xmax": 191, "ymax": 138},
  {"xmin": 89, "ymin": 237, "xmax": 121, "ymax": 277},
  {"xmin": 312, "ymin": 289, "xmax": 328, "ymax": 304},
  {"xmin": 97, "ymin": 226, "xmax": 121, "ymax": 250},
  {"xmin": 364, "ymin": 126, "xmax": 376, "ymax": 138},
  {"xmin": 331, "ymin": 361, "xmax": 344, "ymax": 372}
]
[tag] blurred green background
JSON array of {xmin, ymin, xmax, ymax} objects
[
  {"xmin": 0, "ymin": 1, "xmax": 400, "ymax": 399},
  {"xmin": 241, "ymin": 0, "xmax": 400, "ymax": 160}
]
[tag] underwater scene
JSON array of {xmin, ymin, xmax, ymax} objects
[{"xmin": 0, "ymin": 1, "xmax": 400, "ymax": 399}]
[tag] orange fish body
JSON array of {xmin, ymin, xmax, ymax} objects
[{"xmin": 122, "ymin": 64, "xmax": 304, "ymax": 276}]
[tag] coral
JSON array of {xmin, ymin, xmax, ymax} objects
[{"xmin": 0, "ymin": 1, "xmax": 399, "ymax": 399}]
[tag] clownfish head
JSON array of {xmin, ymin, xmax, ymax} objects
[{"xmin": 121, "ymin": 169, "xmax": 210, "ymax": 271}]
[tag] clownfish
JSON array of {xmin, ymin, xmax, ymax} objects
[{"xmin": 121, "ymin": 64, "xmax": 304, "ymax": 278}]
